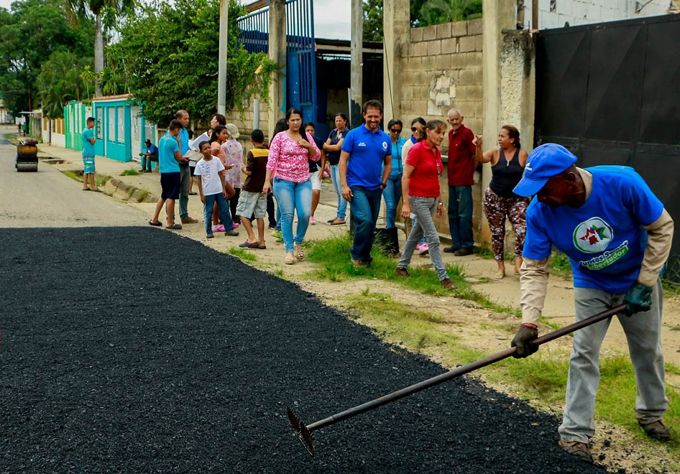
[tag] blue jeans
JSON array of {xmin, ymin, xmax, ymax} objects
[
  {"xmin": 273, "ymin": 177, "xmax": 312, "ymax": 252},
  {"xmin": 448, "ymin": 185, "xmax": 474, "ymax": 249},
  {"xmin": 350, "ymin": 186, "xmax": 382, "ymax": 263},
  {"xmin": 382, "ymin": 174, "xmax": 402, "ymax": 229},
  {"xmin": 204, "ymin": 193, "xmax": 234, "ymax": 235},
  {"xmin": 330, "ymin": 164, "xmax": 348, "ymax": 220},
  {"xmin": 275, "ymin": 200, "xmax": 282, "ymax": 232}
]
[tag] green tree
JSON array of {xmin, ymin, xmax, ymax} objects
[
  {"xmin": 37, "ymin": 51, "xmax": 94, "ymax": 118},
  {"xmin": 110, "ymin": 0, "xmax": 278, "ymax": 126},
  {"xmin": 0, "ymin": 0, "xmax": 94, "ymax": 116},
  {"xmin": 65, "ymin": 0, "xmax": 135, "ymax": 96}
]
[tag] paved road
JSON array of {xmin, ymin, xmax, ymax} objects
[{"xmin": 0, "ymin": 139, "xmax": 145, "ymax": 227}]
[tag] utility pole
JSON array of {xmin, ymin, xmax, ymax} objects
[
  {"xmin": 350, "ymin": 0, "xmax": 363, "ymax": 127},
  {"xmin": 268, "ymin": 0, "xmax": 287, "ymax": 139},
  {"xmin": 217, "ymin": 0, "xmax": 229, "ymax": 115}
]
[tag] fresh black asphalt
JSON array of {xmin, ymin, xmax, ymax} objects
[{"xmin": 0, "ymin": 227, "xmax": 604, "ymax": 473}]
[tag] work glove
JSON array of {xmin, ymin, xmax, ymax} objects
[
  {"xmin": 623, "ymin": 283, "xmax": 653, "ymax": 316},
  {"xmin": 511, "ymin": 324, "xmax": 538, "ymax": 359}
]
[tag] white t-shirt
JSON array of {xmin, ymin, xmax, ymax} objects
[{"xmin": 194, "ymin": 157, "xmax": 226, "ymax": 196}]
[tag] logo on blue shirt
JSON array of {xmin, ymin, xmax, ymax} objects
[{"xmin": 572, "ymin": 217, "xmax": 613, "ymax": 254}]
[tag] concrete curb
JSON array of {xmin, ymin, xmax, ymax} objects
[{"xmin": 104, "ymin": 177, "xmax": 158, "ymax": 203}]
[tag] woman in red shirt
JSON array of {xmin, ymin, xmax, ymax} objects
[{"xmin": 395, "ymin": 120, "xmax": 455, "ymax": 289}]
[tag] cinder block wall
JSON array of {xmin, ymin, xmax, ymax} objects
[
  {"xmin": 397, "ymin": 18, "xmax": 484, "ymax": 238},
  {"xmin": 223, "ymin": 97, "xmax": 270, "ymax": 141}
]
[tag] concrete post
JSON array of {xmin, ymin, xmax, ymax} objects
[
  {"xmin": 268, "ymin": 0, "xmax": 287, "ymax": 139},
  {"xmin": 383, "ymin": 0, "xmax": 410, "ymax": 123},
  {"xmin": 480, "ymin": 0, "xmax": 517, "ymax": 243},
  {"xmin": 217, "ymin": 0, "xmax": 229, "ymax": 115},
  {"xmin": 350, "ymin": 0, "xmax": 363, "ymax": 127}
]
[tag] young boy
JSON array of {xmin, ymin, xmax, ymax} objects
[
  {"xmin": 82, "ymin": 117, "xmax": 98, "ymax": 191},
  {"xmin": 149, "ymin": 119, "xmax": 189, "ymax": 229},
  {"xmin": 194, "ymin": 141, "xmax": 239, "ymax": 239},
  {"xmin": 236, "ymin": 129, "xmax": 269, "ymax": 248}
]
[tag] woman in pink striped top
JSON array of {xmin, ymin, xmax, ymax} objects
[{"xmin": 263, "ymin": 108, "xmax": 320, "ymax": 265}]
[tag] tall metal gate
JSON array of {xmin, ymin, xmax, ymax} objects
[
  {"xmin": 237, "ymin": 0, "xmax": 318, "ymax": 125},
  {"xmin": 535, "ymin": 14, "xmax": 680, "ymax": 280}
]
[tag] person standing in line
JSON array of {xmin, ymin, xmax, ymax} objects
[
  {"xmin": 81, "ymin": 117, "xmax": 98, "ymax": 192},
  {"xmin": 475, "ymin": 126, "xmax": 531, "ymax": 279},
  {"xmin": 443, "ymin": 108, "xmax": 476, "ymax": 256},
  {"xmin": 194, "ymin": 141, "xmax": 237, "ymax": 238},
  {"xmin": 323, "ymin": 113, "xmax": 350, "ymax": 225},
  {"xmin": 304, "ymin": 122, "xmax": 326, "ymax": 225},
  {"xmin": 236, "ymin": 129, "xmax": 269, "ymax": 249},
  {"xmin": 263, "ymin": 108, "xmax": 320, "ymax": 265},
  {"xmin": 149, "ymin": 120, "xmax": 189, "ymax": 229},
  {"xmin": 270, "ymin": 118, "xmax": 288, "ymax": 239},
  {"xmin": 139, "ymin": 139, "xmax": 158, "ymax": 173},
  {"xmin": 339, "ymin": 100, "xmax": 392, "ymax": 267},
  {"xmin": 395, "ymin": 120, "xmax": 455, "ymax": 289},
  {"xmin": 401, "ymin": 117, "xmax": 428, "ymax": 255},
  {"xmin": 510, "ymin": 144, "xmax": 674, "ymax": 462},
  {"xmin": 383, "ymin": 119, "xmax": 406, "ymax": 229},
  {"xmin": 168, "ymin": 110, "xmax": 198, "ymax": 225},
  {"xmin": 223, "ymin": 123, "xmax": 244, "ymax": 226},
  {"xmin": 209, "ymin": 125, "xmax": 233, "ymax": 232}
]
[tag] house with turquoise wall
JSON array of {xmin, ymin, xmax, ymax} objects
[{"xmin": 63, "ymin": 95, "xmax": 157, "ymax": 165}]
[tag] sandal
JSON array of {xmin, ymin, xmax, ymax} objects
[
  {"xmin": 295, "ymin": 244, "xmax": 304, "ymax": 260},
  {"xmin": 166, "ymin": 223, "xmax": 183, "ymax": 230},
  {"xmin": 494, "ymin": 270, "xmax": 505, "ymax": 280},
  {"xmin": 329, "ymin": 219, "xmax": 346, "ymax": 225},
  {"xmin": 285, "ymin": 252, "xmax": 295, "ymax": 265},
  {"xmin": 148, "ymin": 220, "xmax": 162, "ymax": 227}
]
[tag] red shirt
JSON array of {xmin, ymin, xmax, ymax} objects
[
  {"xmin": 406, "ymin": 140, "xmax": 443, "ymax": 198},
  {"xmin": 447, "ymin": 125, "xmax": 476, "ymax": 186}
]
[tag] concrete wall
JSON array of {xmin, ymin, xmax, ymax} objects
[
  {"xmin": 398, "ymin": 18, "xmax": 485, "ymax": 236},
  {"xmin": 42, "ymin": 118, "xmax": 66, "ymax": 147},
  {"xmin": 224, "ymin": 97, "xmax": 270, "ymax": 140},
  {"xmin": 524, "ymin": 0, "xmax": 673, "ymax": 29}
]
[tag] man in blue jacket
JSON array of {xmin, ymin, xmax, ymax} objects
[{"xmin": 511, "ymin": 144, "xmax": 674, "ymax": 462}]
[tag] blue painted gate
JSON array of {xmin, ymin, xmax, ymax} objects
[{"xmin": 238, "ymin": 0, "xmax": 318, "ymax": 126}]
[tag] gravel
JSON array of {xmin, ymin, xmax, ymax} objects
[{"xmin": 0, "ymin": 227, "xmax": 604, "ymax": 473}]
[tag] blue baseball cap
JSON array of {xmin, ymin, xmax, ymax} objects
[{"xmin": 513, "ymin": 144, "xmax": 578, "ymax": 197}]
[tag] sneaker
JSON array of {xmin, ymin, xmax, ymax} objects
[
  {"xmin": 272, "ymin": 229, "xmax": 283, "ymax": 238},
  {"xmin": 233, "ymin": 223, "xmax": 240, "ymax": 229},
  {"xmin": 415, "ymin": 243, "xmax": 423, "ymax": 254},
  {"xmin": 441, "ymin": 278, "xmax": 455, "ymax": 289},
  {"xmin": 310, "ymin": 216, "xmax": 316, "ymax": 224},
  {"xmin": 239, "ymin": 240, "xmax": 260, "ymax": 248},
  {"xmin": 639, "ymin": 420, "xmax": 671, "ymax": 441},
  {"xmin": 558, "ymin": 440, "xmax": 592, "ymax": 463},
  {"xmin": 206, "ymin": 233, "xmax": 214, "ymax": 239},
  {"xmin": 454, "ymin": 247, "xmax": 473, "ymax": 256},
  {"xmin": 213, "ymin": 224, "xmax": 225, "ymax": 232},
  {"xmin": 443, "ymin": 246, "xmax": 459, "ymax": 253},
  {"xmin": 225, "ymin": 229, "xmax": 239, "ymax": 236},
  {"xmin": 181, "ymin": 217, "xmax": 198, "ymax": 224},
  {"xmin": 419, "ymin": 243, "xmax": 429, "ymax": 256},
  {"xmin": 395, "ymin": 267, "xmax": 410, "ymax": 278}
]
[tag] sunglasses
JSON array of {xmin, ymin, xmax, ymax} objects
[
  {"xmin": 411, "ymin": 127, "xmax": 420, "ymax": 132},
  {"xmin": 390, "ymin": 128, "xmax": 402, "ymax": 133}
]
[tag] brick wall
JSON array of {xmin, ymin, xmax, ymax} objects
[{"xmin": 398, "ymin": 18, "xmax": 484, "ymax": 237}]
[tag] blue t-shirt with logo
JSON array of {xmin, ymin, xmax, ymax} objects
[
  {"xmin": 523, "ymin": 166, "xmax": 664, "ymax": 294},
  {"xmin": 82, "ymin": 128, "xmax": 95, "ymax": 157},
  {"xmin": 341, "ymin": 125, "xmax": 391, "ymax": 190},
  {"xmin": 158, "ymin": 135, "xmax": 180, "ymax": 173}
]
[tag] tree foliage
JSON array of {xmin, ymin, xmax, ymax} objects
[
  {"xmin": 37, "ymin": 52, "xmax": 95, "ymax": 118},
  {"xmin": 362, "ymin": 0, "xmax": 480, "ymax": 41},
  {"xmin": 0, "ymin": 0, "xmax": 95, "ymax": 116},
  {"xmin": 109, "ymin": 0, "xmax": 279, "ymax": 127}
]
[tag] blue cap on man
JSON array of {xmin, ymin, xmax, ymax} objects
[{"xmin": 513, "ymin": 144, "xmax": 578, "ymax": 197}]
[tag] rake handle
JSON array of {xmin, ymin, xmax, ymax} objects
[{"xmin": 307, "ymin": 303, "xmax": 627, "ymax": 432}]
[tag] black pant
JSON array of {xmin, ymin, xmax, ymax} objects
[{"xmin": 229, "ymin": 188, "xmax": 241, "ymax": 224}]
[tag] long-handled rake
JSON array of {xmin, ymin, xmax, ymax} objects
[{"xmin": 288, "ymin": 303, "xmax": 627, "ymax": 456}]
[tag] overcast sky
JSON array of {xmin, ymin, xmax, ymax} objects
[{"xmin": 0, "ymin": 0, "xmax": 352, "ymax": 40}]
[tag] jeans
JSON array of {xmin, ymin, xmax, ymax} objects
[
  {"xmin": 275, "ymin": 201, "xmax": 282, "ymax": 232},
  {"xmin": 558, "ymin": 280, "xmax": 667, "ymax": 443},
  {"xmin": 203, "ymin": 193, "xmax": 234, "ymax": 235},
  {"xmin": 178, "ymin": 165, "xmax": 191, "ymax": 220},
  {"xmin": 273, "ymin": 177, "xmax": 312, "ymax": 252},
  {"xmin": 448, "ymin": 185, "xmax": 474, "ymax": 249},
  {"xmin": 141, "ymin": 156, "xmax": 154, "ymax": 171},
  {"xmin": 382, "ymin": 174, "xmax": 402, "ymax": 228},
  {"xmin": 350, "ymin": 186, "xmax": 382, "ymax": 263},
  {"xmin": 397, "ymin": 197, "xmax": 448, "ymax": 281},
  {"xmin": 330, "ymin": 164, "xmax": 348, "ymax": 220}
]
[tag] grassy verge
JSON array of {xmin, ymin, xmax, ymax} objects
[
  {"xmin": 61, "ymin": 169, "xmax": 111, "ymax": 188},
  {"xmin": 305, "ymin": 234, "xmax": 520, "ymax": 316},
  {"xmin": 346, "ymin": 290, "xmax": 680, "ymax": 466},
  {"xmin": 226, "ymin": 247, "xmax": 258, "ymax": 262},
  {"xmin": 121, "ymin": 169, "xmax": 140, "ymax": 176}
]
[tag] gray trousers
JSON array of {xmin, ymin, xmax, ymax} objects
[
  {"xmin": 558, "ymin": 279, "xmax": 667, "ymax": 443},
  {"xmin": 178, "ymin": 165, "xmax": 191, "ymax": 220},
  {"xmin": 397, "ymin": 196, "xmax": 448, "ymax": 281}
]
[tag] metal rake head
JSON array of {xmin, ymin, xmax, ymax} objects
[{"xmin": 287, "ymin": 407, "xmax": 315, "ymax": 456}]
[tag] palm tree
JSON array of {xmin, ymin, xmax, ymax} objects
[
  {"xmin": 65, "ymin": 0, "xmax": 135, "ymax": 96},
  {"xmin": 419, "ymin": 0, "xmax": 482, "ymax": 25}
]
